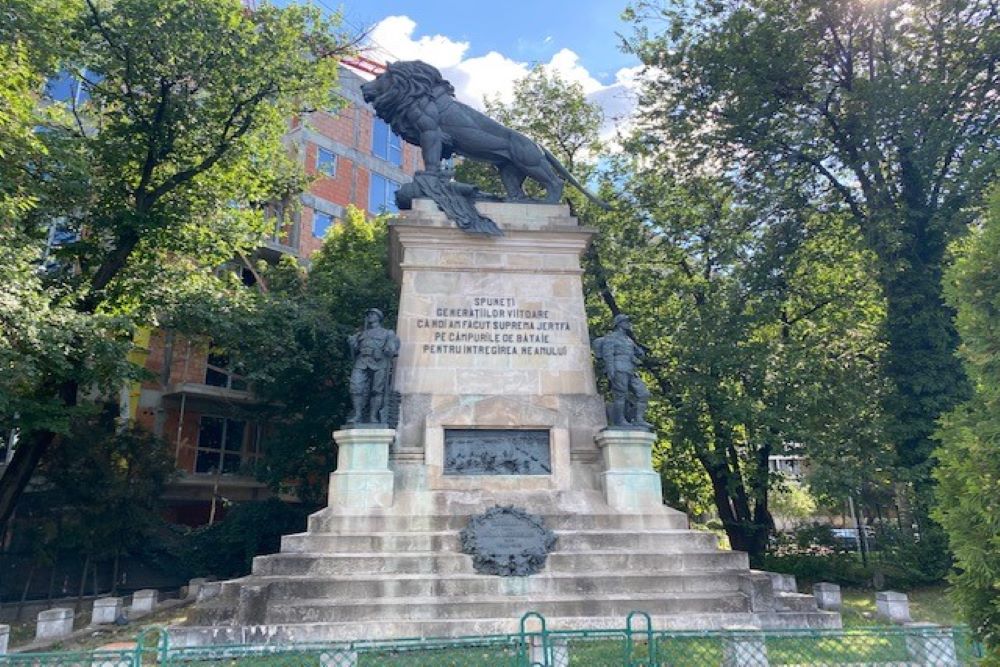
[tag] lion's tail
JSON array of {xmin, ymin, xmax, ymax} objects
[{"xmin": 542, "ymin": 147, "xmax": 611, "ymax": 210}]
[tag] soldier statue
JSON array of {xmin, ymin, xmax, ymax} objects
[
  {"xmin": 347, "ymin": 308, "xmax": 400, "ymax": 425},
  {"xmin": 592, "ymin": 314, "xmax": 652, "ymax": 430}
]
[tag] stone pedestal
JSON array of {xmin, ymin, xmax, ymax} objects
[
  {"xmin": 905, "ymin": 624, "xmax": 959, "ymax": 666},
  {"xmin": 813, "ymin": 583, "xmax": 841, "ymax": 611},
  {"xmin": 595, "ymin": 429, "xmax": 663, "ymax": 512},
  {"xmin": 876, "ymin": 591, "xmax": 911, "ymax": 623},
  {"xmin": 36, "ymin": 608, "xmax": 73, "ymax": 640},
  {"xmin": 172, "ymin": 199, "xmax": 842, "ymax": 645},
  {"xmin": 131, "ymin": 589, "xmax": 159, "ymax": 615},
  {"xmin": 329, "ymin": 428, "xmax": 396, "ymax": 510},
  {"xmin": 389, "ymin": 200, "xmax": 606, "ymax": 493},
  {"xmin": 91, "ymin": 597, "xmax": 123, "ymax": 625}
]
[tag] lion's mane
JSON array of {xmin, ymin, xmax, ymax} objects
[{"xmin": 367, "ymin": 61, "xmax": 457, "ymax": 155}]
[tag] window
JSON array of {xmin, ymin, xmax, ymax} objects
[
  {"xmin": 316, "ymin": 147, "xmax": 337, "ymax": 177},
  {"xmin": 372, "ymin": 118, "xmax": 403, "ymax": 166},
  {"xmin": 368, "ymin": 174, "xmax": 400, "ymax": 214},
  {"xmin": 313, "ymin": 210, "xmax": 334, "ymax": 238},
  {"xmin": 205, "ymin": 349, "xmax": 248, "ymax": 391},
  {"xmin": 195, "ymin": 416, "xmax": 246, "ymax": 474}
]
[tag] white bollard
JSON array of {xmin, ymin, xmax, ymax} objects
[
  {"xmin": 876, "ymin": 590, "xmax": 912, "ymax": 623},
  {"xmin": 529, "ymin": 635, "xmax": 570, "ymax": 667},
  {"xmin": 320, "ymin": 649, "xmax": 358, "ymax": 666},
  {"xmin": 813, "ymin": 582, "xmax": 842, "ymax": 611},
  {"xmin": 723, "ymin": 628, "xmax": 769, "ymax": 666},
  {"xmin": 905, "ymin": 624, "xmax": 959, "ymax": 667},
  {"xmin": 130, "ymin": 589, "xmax": 159, "ymax": 615},
  {"xmin": 0, "ymin": 624, "xmax": 10, "ymax": 655},
  {"xmin": 91, "ymin": 597, "xmax": 123, "ymax": 625},
  {"xmin": 36, "ymin": 607, "xmax": 74, "ymax": 640}
]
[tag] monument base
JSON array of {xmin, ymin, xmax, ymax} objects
[
  {"xmin": 595, "ymin": 429, "xmax": 664, "ymax": 512},
  {"xmin": 328, "ymin": 428, "xmax": 395, "ymax": 511},
  {"xmin": 176, "ymin": 201, "xmax": 840, "ymax": 645}
]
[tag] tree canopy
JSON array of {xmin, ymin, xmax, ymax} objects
[
  {"xmin": 625, "ymin": 0, "xmax": 999, "ymax": 505},
  {"xmin": 0, "ymin": 0, "xmax": 353, "ymax": 527},
  {"xmin": 934, "ymin": 187, "xmax": 1000, "ymax": 651}
]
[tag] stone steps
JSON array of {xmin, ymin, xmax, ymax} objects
[
  {"xmin": 226, "ymin": 570, "xmax": 749, "ymax": 599},
  {"xmin": 280, "ymin": 529, "xmax": 719, "ymax": 554},
  {"xmin": 171, "ymin": 612, "xmax": 776, "ymax": 647},
  {"xmin": 775, "ymin": 592, "xmax": 819, "ymax": 613},
  {"xmin": 253, "ymin": 549, "xmax": 751, "ymax": 577},
  {"xmin": 263, "ymin": 591, "xmax": 753, "ymax": 624},
  {"xmin": 308, "ymin": 511, "xmax": 689, "ymax": 532}
]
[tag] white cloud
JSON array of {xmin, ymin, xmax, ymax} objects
[
  {"xmin": 364, "ymin": 15, "xmax": 645, "ymax": 143},
  {"xmin": 367, "ymin": 16, "xmax": 469, "ymax": 69}
]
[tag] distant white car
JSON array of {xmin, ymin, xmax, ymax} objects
[{"xmin": 831, "ymin": 527, "xmax": 876, "ymax": 548}]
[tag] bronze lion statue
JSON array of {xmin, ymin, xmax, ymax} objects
[{"xmin": 361, "ymin": 60, "xmax": 607, "ymax": 208}]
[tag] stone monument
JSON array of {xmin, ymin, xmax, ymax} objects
[{"xmin": 176, "ymin": 62, "xmax": 840, "ymax": 646}]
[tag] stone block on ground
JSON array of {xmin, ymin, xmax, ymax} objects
[
  {"xmin": 91, "ymin": 597, "xmax": 123, "ymax": 625},
  {"xmin": 904, "ymin": 624, "xmax": 958, "ymax": 667},
  {"xmin": 131, "ymin": 589, "xmax": 159, "ymax": 615},
  {"xmin": 36, "ymin": 607, "xmax": 74, "ymax": 640},
  {"xmin": 722, "ymin": 629, "xmax": 769, "ymax": 667},
  {"xmin": 766, "ymin": 572, "xmax": 797, "ymax": 593},
  {"xmin": 812, "ymin": 582, "xmax": 841, "ymax": 611},
  {"xmin": 876, "ymin": 590, "xmax": 911, "ymax": 623},
  {"xmin": 0, "ymin": 624, "xmax": 9, "ymax": 655},
  {"xmin": 530, "ymin": 636, "xmax": 569, "ymax": 667},
  {"xmin": 186, "ymin": 578, "xmax": 208, "ymax": 599},
  {"xmin": 197, "ymin": 582, "xmax": 222, "ymax": 603}
]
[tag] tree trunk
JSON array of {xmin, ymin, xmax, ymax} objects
[
  {"xmin": 0, "ymin": 430, "xmax": 55, "ymax": 529},
  {"xmin": 0, "ymin": 381, "xmax": 78, "ymax": 528},
  {"xmin": 875, "ymin": 213, "xmax": 968, "ymax": 486},
  {"xmin": 16, "ymin": 563, "xmax": 36, "ymax": 621}
]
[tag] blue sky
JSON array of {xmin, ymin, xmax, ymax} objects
[
  {"xmin": 336, "ymin": 1, "xmax": 639, "ymax": 85},
  {"xmin": 284, "ymin": 1, "xmax": 645, "ymax": 139}
]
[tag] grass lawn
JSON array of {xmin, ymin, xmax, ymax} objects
[{"xmin": 841, "ymin": 583, "xmax": 959, "ymax": 627}]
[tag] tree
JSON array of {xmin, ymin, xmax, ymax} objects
[
  {"xmin": 33, "ymin": 406, "xmax": 175, "ymax": 596},
  {"xmin": 200, "ymin": 207, "xmax": 398, "ymax": 503},
  {"xmin": 934, "ymin": 187, "xmax": 1000, "ymax": 655},
  {"xmin": 590, "ymin": 163, "xmax": 886, "ymax": 563},
  {"xmin": 625, "ymin": 0, "xmax": 999, "ymax": 503},
  {"xmin": 0, "ymin": 0, "xmax": 352, "ymax": 527},
  {"xmin": 454, "ymin": 65, "xmax": 604, "ymax": 202}
]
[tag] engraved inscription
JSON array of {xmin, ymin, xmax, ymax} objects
[
  {"xmin": 444, "ymin": 429, "xmax": 551, "ymax": 475},
  {"xmin": 460, "ymin": 506, "xmax": 558, "ymax": 577},
  {"xmin": 417, "ymin": 296, "xmax": 571, "ymax": 357}
]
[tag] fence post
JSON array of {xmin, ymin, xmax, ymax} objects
[
  {"xmin": 0, "ymin": 624, "xmax": 9, "ymax": 655},
  {"xmin": 905, "ymin": 624, "xmax": 959, "ymax": 667},
  {"xmin": 722, "ymin": 628, "xmax": 769, "ymax": 667}
]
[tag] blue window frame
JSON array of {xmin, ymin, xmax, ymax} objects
[
  {"xmin": 316, "ymin": 147, "xmax": 336, "ymax": 176},
  {"xmin": 312, "ymin": 210, "xmax": 334, "ymax": 238},
  {"xmin": 372, "ymin": 118, "xmax": 403, "ymax": 166},
  {"xmin": 368, "ymin": 174, "xmax": 400, "ymax": 214}
]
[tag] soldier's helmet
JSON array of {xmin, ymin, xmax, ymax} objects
[
  {"xmin": 612, "ymin": 313, "xmax": 631, "ymax": 328},
  {"xmin": 365, "ymin": 308, "xmax": 384, "ymax": 321}
]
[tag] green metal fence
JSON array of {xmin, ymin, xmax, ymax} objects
[{"xmin": 0, "ymin": 614, "xmax": 986, "ymax": 666}]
